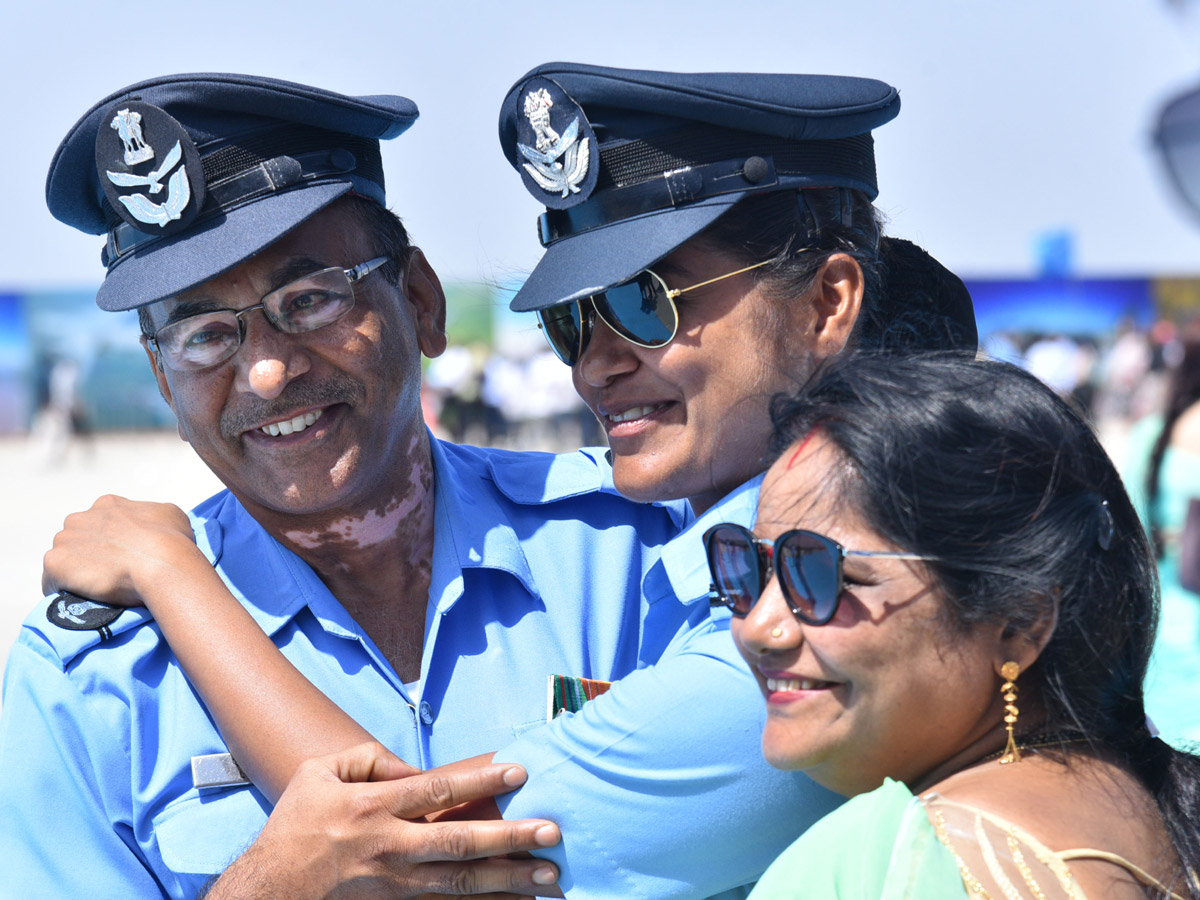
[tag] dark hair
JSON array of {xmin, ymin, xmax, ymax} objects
[
  {"xmin": 136, "ymin": 195, "xmax": 412, "ymax": 338},
  {"xmin": 1146, "ymin": 318, "xmax": 1200, "ymax": 556},
  {"xmin": 695, "ymin": 188, "xmax": 883, "ymax": 346},
  {"xmin": 770, "ymin": 353, "xmax": 1200, "ymax": 896},
  {"xmin": 695, "ymin": 189, "xmax": 976, "ymax": 355}
]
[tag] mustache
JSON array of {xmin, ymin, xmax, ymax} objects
[{"xmin": 220, "ymin": 372, "xmax": 365, "ymax": 439}]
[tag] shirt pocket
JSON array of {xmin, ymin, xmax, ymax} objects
[{"xmin": 152, "ymin": 785, "xmax": 270, "ymax": 894}]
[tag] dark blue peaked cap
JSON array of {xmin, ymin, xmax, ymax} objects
[
  {"xmin": 498, "ymin": 63, "xmax": 900, "ymax": 312},
  {"xmin": 46, "ymin": 73, "xmax": 418, "ymax": 311}
]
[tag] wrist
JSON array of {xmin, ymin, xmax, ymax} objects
[{"xmin": 133, "ymin": 534, "xmax": 210, "ymax": 609}]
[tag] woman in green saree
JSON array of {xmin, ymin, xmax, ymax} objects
[{"xmin": 714, "ymin": 353, "xmax": 1200, "ymax": 900}]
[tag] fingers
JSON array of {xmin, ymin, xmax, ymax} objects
[
  {"xmin": 404, "ymin": 856, "xmax": 561, "ymax": 897},
  {"xmin": 372, "ymin": 761, "xmax": 530, "ymax": 821},
  {"xmin": 386, "ymin": 817, "xmax": 560, "ymax": 865},
  {"xmin": 328, "ymin": 741, "xmax": 423, "ymax": 782}
]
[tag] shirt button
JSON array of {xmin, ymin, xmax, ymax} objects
[{"xmin": 419, "ymin": 701, "xmax": 434, "ymax": 725}]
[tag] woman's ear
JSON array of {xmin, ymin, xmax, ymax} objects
[
  {"xmin": 996, "ymin": 595, "xmax": 1060, "ymax": 673},
  {"xmin": 809, "ymin": 253, "xmax": 864, "ymax": 360}
]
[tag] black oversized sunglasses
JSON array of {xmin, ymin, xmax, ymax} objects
[
  {"xmin": 536, "ymin": 259, "xmax": 773, "ymax": 366},
  {"xmin": 703, "ymin": 523, "xmax": 935, "ymax": 625}
]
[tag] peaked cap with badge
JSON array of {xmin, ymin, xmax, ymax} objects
[
  {"xmin": 498, "ymin": 62, "xmax": 901, "ymax": 312},
  {"xmin": 46, "ymin": 73, "xmax": 418, "ymax": 312}
]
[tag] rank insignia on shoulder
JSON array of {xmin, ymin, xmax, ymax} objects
[
  {"xmin": 547, "ymin": 674, "xmax": 612, "ymax": 721},
  {"xmin": 514, "ymin": 77, "xmax": 597, "ymax": 209},
  {"xmin": 46, "ymin": 591, "xmax": 124, "ymax": 639},
  {"xmin": 95, "ymin": 102, "xmax": 205, "ymax": 235}
]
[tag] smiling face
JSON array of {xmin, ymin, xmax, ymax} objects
[
  {"xmin": 730, "ymin": 434, "xmax": 1014, "ymax": 796},
  {"xmin": 142, "ymin": 201, "xmax": 446, "ymax": 533},
  {"xmin": 572, "ymin": 240, "xmax": 861, "ymax": 514}
]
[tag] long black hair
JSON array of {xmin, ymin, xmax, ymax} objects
[{"xmin": 771, "ymin": 353, "xmax": 1200, "ymax": 897}]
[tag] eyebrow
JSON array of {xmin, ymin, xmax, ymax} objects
[{"xmin": 156, "ymin": 256, "xmax": 335, "ymax": 328}]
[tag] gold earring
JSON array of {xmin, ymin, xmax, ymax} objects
[
  {"xmin": 999, "ymin": 661, "xmax": 1021, "ymax": 764},
  {"xmin": 771, "ymin": 626, "xmax": 784, "ymax": 638}
]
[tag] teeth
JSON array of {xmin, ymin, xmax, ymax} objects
[
  {"xmin": 260, "ymin": 409, "xmax": 321, "ymax": 437},
  {"xmin": 608, "ymin": 405, "xmax": 659, "ymax": 424},
  {"xmin": 767, "ymin": 677, "xmax": 828, "ymax": 692}
]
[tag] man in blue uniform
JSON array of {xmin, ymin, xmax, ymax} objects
[{"xmin": 0, "ymin": 73, "xmax": 844, "ymax": 899}]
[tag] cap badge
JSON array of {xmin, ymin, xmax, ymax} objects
[
  {"xmin": 515, "ymin": 79, "xmax": 597, "ymax": 209},
  {"xmin": 96, "ymin": 101, "xmax": 205, "ymax": 236}
]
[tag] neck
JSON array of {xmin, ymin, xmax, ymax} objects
[
  {"xmin": 910, "ymin": 714, "xmax": 1067, "ymax": 795},
  {"xmin": 232, "ymin": 431, "xmax": 438, "ymax": 680}
]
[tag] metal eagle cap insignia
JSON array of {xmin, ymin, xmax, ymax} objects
[
  {"xmin": 515, "ymin": 80, "xmax": 597, "ymax": 209},
  {"xmin": 96, "ymin": 101, "xmax": 205, "ymax": 235}
]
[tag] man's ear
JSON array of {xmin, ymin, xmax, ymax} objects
[
  {"xmin": 402, "ymin": 248, "xmax": 448, "ymax": 359},
  {"xmin": 808, "ymin": 253, "xmax": 865, "ymax": 361},
  {"xmin": 141, "ymin": 336, "xmax": 186, "ymax": 441}
]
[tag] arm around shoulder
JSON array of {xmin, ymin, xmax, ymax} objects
[{"xmin": 494, "ymin": 619, "xmax": 843, "ymax": 900}]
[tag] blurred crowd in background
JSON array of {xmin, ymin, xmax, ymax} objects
[
  {"xmin": 13, "ymin": 315, "xmax": 1197, "ymax": 463},
  {"xmin": 405, "ymin": 317, "xmax": 1190, "ymax": 459}
]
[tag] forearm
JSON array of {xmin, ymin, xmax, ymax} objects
[
  {"xmin": 42, "ymin": 495, "xmax": 395, "ymax": 801},
  {"xmin": 140, "ymin": 546, "xmax": 393, "ymax": 800},
  {"xmin": 493, "ymin": 621, "xmax": 842, "ymax": 899}
]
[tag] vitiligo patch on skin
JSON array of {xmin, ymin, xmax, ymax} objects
[{"xmin": 284, "ymin": 434, "xmax": 434, "ymax": 551}]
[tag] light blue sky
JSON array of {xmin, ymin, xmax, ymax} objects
[{"xmin": 5, "ymin": 0, "xmax": 1200, "ymax": 296}]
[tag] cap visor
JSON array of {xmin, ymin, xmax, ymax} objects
[
  {"xmin": 509, "ymin": 195, "xmax": 740, "ymax": 312},
  {"xmin": 96, "ymin": 183, "xmax": 353, "ymax": 311}
]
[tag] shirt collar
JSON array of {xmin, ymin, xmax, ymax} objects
[
  {"xmin": 429, "ymin": 437, "xmax": 538, "ymax": 614},
  {"xmin": 190, "ymin": 492, "xmax": 349, "ymax": 638},
  {"xmin": 652, "ymin": 474, "xmax": 764, "ymax": 607},
  {"xmin": 429, "ymin": 438, "xmax": 681, "ymax": 614}
]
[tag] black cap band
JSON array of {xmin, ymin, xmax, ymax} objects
[
  {"xmin": 539, "ymin": 156, "xmax": 778, "ymax": 246},
  {"xmin": 103, "ymin": 124, "xmax": 383, "ymax": 265},
  {"xmin": 538, "ymin": 131, "xmax": 877, "ymax": 246}
]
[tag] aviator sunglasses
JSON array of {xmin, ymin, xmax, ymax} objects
[
  {"xmin": 536, "ymin": 258, "xmax": 774, "ymax": 366},
  {"xmin": 146, "ymin": 256, "xmax": 390, "ymax": 372},
  {"xmin": 703, "ymin": 523, "xmax": 935, "ymax": 625}
]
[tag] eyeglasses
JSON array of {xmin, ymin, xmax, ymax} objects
[
  {"xmin": 145, "ymin": 256, "xmax": 390, "ymax": 372},
  {"xmin": 536, "ymin": 258, "xmax": 774, "ymax": 366},
  {"xmin": 703, "ymin": 523, "xmax": 935, "ymax": 625}
]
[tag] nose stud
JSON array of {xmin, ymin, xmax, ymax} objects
[{"xmin": 771, "ymin": 626, "xmax": 783, "ymax": 638}]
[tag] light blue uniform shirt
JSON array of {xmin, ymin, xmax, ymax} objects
[
  {"xmin": 496, "ymin": 474, "xmax": 842, "ymax": 899},
  {"xmin": 0, "ymin": 442, "xmax": 839, "ymax": 899}
]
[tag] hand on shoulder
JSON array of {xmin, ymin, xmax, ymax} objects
[{"xmin": 42, "ymin": 494, "xmax": 200, "ymax": 607}]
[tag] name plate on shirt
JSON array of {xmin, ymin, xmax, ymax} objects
[
  {"xmin": 191, "ymin": 753, "xmax": 251, "ymax": 789},
  {"xmin": 547, "ymin": 675, "xmax": 612, "ymax": 721}
]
